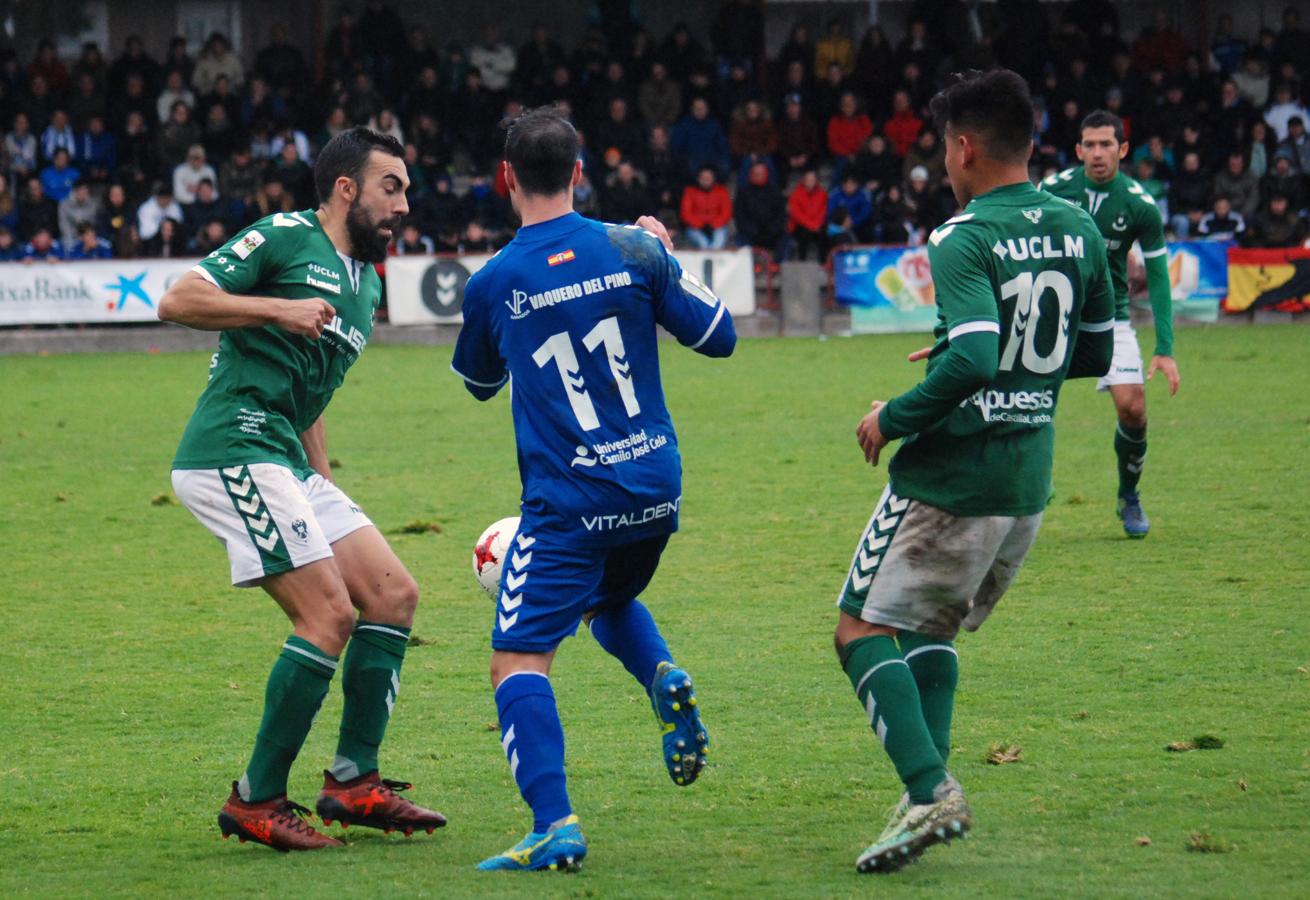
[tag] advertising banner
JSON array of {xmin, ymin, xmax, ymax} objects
[
  {"xmin": 385, "ymin": 248, "xmax": 756, "ymax": 326},
  {"xmin": 0, "ymin": 258, "xmax": 198, "ymax": 325},
  {"xmin": 838, "ymin": 241, "xmax": 1232, "ymax": 334}
]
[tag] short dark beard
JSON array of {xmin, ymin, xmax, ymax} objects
[{"xmin": 345, "ymin": 194, "xmax": 396, "ymax": 263}]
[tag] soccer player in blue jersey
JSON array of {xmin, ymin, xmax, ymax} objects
[{"xmin": 451, "ymin": 107, "xmax": 736, "ymax": 873}]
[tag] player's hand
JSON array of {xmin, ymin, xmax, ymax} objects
[
  {"xmin": 1147, "ymin": 355, "xmax": 1180, "ymax": 396},
  {"xmin": 856, "ymin": 400, "xmax": 890, "ymax": 466},
  {"xmin": 906, "ymin": 346, "xmax": 932, "ymax": 362},
  {"xmin": 635, "ymin": 214, "xmax": 675, "ymax": 252},
  {"xmin": 276, "ymin": 299, "xmax": 336, "ymax": 339}
]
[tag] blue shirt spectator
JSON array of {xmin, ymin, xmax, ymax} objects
[
  {"xmin": 827, "ymin": 176, "xmax": 873, "ymax": 233},
  {"xmin": 66, "ymin": 224, "xmax": 114, "ymax": 259},
  {"xmin": 39, "ymin": 111, "xmax": 78, "ymax": 162},
  {"xmin": 670, "ymin": 97, "xmax": 731, "ymax": 178},
  {"xmin": 22, "ymin": 228, "xmax": 65, "ymax": 260},
  {"xmin": 78, "ymin": 117, "xmax": 119, "ymax": 181},
  {"xmin": 40, "ymin": 149, "xmax": 81, "ymax": 202}
]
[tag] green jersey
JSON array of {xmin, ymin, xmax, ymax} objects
[
  {"xmin": 1042, "ymin": 166, "xmax": 1175, "ymax": 355},
  {"xmin": 172, "ymin": 210, "xmax": 380, "ymax": 478},
  {"xmin": 879, "ymin": 181, "xmax": 1115, "ymax": 517}
]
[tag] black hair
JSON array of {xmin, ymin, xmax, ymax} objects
[
  {"xmin": 313, "ymin": 125, "xmax": 404, "ymax": 204},
  {"xmin": 1080, "ymin": 109, "xmax": 1126, "ymax": 144},
  {"xmin": 503, "ymin": 106, "xmax": 579, "ymax": 196},
  {"xmin": 928, "ymin": 68, "xmax": 1034, "ymax": 163}
]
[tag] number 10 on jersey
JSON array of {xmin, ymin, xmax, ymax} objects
[{"xmin": 533, "ymin": 316, "xmax": 641, "ymax": 431}]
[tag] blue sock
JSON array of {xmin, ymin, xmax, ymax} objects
[
  {"xmin": 588, "ymin": 599, "xmax": 673, "ymax": 689},
  {"xmin": 495, "ymin": 672, "xmax": 572, "ymax": 833}
]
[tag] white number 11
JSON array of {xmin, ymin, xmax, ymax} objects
[{"xmin": 532, "ymin": 316, "xmax": 642, "ymax": 431}]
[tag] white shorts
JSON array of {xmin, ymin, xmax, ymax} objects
[
  {"xmin": 837, "ymin": 485, "xmax": 1043, "ymax": 640},
  {"xmin": 172, "ymin": 463, "xmax": 372, "ymax": 587},
  {"xmin": 1096, "ymin": 320, "xmax": 1144, "ymax": 390}
]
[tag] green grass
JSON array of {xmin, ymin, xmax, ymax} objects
[{"xmin": 1, "ymin": 325, "xmax": 1307, "ymax": 898}]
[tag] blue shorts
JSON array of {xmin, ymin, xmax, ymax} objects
[{"xmin": 491, "ymin": 530, "xmax": 669, "ymax": 653}]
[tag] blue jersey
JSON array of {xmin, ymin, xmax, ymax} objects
[{"xmin": 452, "ymin": 212, "xmax": 736, "ymax": 547}]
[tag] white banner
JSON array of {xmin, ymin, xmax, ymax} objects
[
  {"xmin": 384, "ymin": 247, "xmax": 756, "ymax": 326},
  {"xmin": 0, "ymin": 258, "xmax": 200, "ymax": 325}
]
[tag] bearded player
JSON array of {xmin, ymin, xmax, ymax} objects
[
  {"xmin": 835, "ymin": 69, "xmax": 1113, "ymax": 873},
  {"xmin": 1042, "ymin": 110, "xmax": 1180, "ymax": 537},
  {"xmin": 160, "ymin": 127, "xmax": 446, "ymax": 851}
]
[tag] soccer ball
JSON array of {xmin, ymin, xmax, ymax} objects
[{"xmin": 472, "ymin": 516, "xmax": 519, "ymax": 598}]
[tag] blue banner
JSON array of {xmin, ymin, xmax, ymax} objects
[{"xmin": 837, "ymin": 241, "xmax": 1232, "ymax": 334}]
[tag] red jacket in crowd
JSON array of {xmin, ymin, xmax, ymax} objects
[
  {"xmin": 680, "ymin": 183, "xmax": 733, "ymax": 229},
  {"xmin": 826, "ymin": 113, "xmax": 874, "ymax": 158},
  {"xmin": 884, "ymin": 110, "xmax": 924, "ymax": 157},
  {"xmin": 787, "ymin": 183, "xmax": 828, "ymax": 233}
]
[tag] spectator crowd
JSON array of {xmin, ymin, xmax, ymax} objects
[{"xmin": 2, "ymin": 1, "xmax": 1310, "ymax": 265}]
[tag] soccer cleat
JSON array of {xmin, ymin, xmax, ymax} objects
[
  {"xmin": 1117, "ymin": 492, "xmax": 1150, "ymax": 539},
  {"xmin": 217, "ymin": 781, "xmax": 344, "ymax": 852},
  {"xmin": 855, "ymin": 775, "xmax": 972, "ymax": 874},
  {"xmin": 476, "ymin": 815, "xmax": 588, "ymax": 872},
  {"xmin": 649, "ymin": 661, "xmax": 710, "ymax": 786},
  {"xmin": 315, "ymin": 771, "xmax": 447, "ymax": 835}
]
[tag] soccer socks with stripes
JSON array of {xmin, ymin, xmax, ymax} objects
[
  {"xmin": 495, "ymin": 672, "xmax": 573, "ymax": 833},
  {"xmin": 898, "ymin": 632, "xmax": 959, "ymax": 764},
  {"xmin": 840, "ymin": 635, "xmax": 946, "ymax": 805},
  {"xmin": 330, "ymin": 620, "xmax": 410, "ymax": 781},
  {"xmin": 240, "ymin": 635, "xmax": 337, "ymax": 803},
  {"xmin": 1115, "ymin": 423, "xmax": 1147, "ymax": 496},
  {"xmin": 588, "ymin": 599, "xmax": 673, "ymax": 689}
]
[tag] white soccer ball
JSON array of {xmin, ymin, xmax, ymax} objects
[{"xmin": 472, "ymin": 516, "xmax": 520, "ymax": 598}]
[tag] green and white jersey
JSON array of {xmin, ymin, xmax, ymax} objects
[
  {"xmin": 172, "ymin": 209, "xmax": 380, "ymax": 478},
  {"xmin": 882, "ymin": 181, "xmax": 1114, "ymax": 516},
  {"xmin": 1041, "ymin": 167, "xmax": 1166, "ymax": 321}
]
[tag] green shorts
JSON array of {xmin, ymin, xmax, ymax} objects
[{"xmin": 837, "ymin": 484, "xmax": 1043, "ymax": 640}]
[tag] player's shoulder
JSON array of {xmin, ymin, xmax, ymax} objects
[
  {"xmin": 601, "ymin": 220, "xmax": 670, "ymax": 273},
  {"xmin": 1119, "ymin": 174, "xmax": 1162, "ymax": 213},
  {"xmin": 927, "ymin": 211, "xmax": 986, "ymax": 252},
  {"xmin": 1040, "ymin": 167, "xmax": 1080, "ymax": 193}
]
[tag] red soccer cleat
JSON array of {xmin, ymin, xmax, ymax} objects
[
  {"xmin": 217, "ymin": 782, "xmax": 344, "ymax": 851},
  {"xmin": 315, "ymin": 771, "xmax": 447, "ymax": 836}
]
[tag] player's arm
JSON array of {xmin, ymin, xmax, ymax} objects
[
  {"xmin": 1137, "ymin": 202, "xmax": 1181, "ymax": 394},
  {"xmin": 1067, "ymin": 235, "xmax": 1115, "ymax": 379},
  {"xmin": 640, "ymin": 215, "xmax": 737, "ymax": 358},
  {"xmin": 875, "ymin": 229, "xmax": 999, "ymax": 443},
  {"xmin": 299, "ymin": 416, "xmax": 332, "ymax": 481},
  {"xmin": 451, "ymin": 271, "xmax": 508, "ymax": 400},
  {"xmin": 159, "ymin": 270, "xmax": 335, "ymax": 336}
]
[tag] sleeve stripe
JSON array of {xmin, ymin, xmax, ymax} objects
[
  {"xmin": 947, "ymin": 320, "xmax": 1001, "ymax": 340},
  {"xmin": 191, "ymin": 265, "xmax": 219, "ymax": 286},
  {"xmin": 450, "ymin": 363, "xmax": 508, "ymax": 389},
  {"xmin": 1079, "ymin": 319, "xmax": 1115, "ymax": 332},
  {"xmin": 689, "ymin": 302, "xmax": 726, "ymax": 350},
  {"xmin": 1141, "ymin": 247, "xmax": 1168, "ymax": 259}
]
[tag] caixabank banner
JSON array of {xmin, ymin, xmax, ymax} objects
[{"xmin": 0, "ymin": 259, "xmax": 197, "ymax": 324}]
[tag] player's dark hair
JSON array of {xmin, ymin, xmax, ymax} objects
[
  {"xmin": 503, "ymin": 106, "xmax": 579, "ymax": 196},
  {"xmin": 1080, "ymin": 109, "xmax": 1126, "ymax": 144},
  {"xmin": 929, "ymin": 68, "xmax": 1034, "ymax": 163},
  {"xmin": 313, "ymin": 125, "xmax": 404, "ymax": 204}
]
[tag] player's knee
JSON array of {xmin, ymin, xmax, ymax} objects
[
  {"xmin": 384, "ymin": 572, "xmax": 420, "ymax": 624},
  {"xmin": 1119, "ymin": 402, "xmax": 1147, "ymax": 430},
  {"xmin": 307, "ymin": 592, "xmax": 356, "ymax": 655}
]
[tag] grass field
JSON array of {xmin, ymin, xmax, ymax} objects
[{"xmin": 1, "ymin": 324, "xmax": 1307, "ymax": 898}]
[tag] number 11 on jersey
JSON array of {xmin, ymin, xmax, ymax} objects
[{"xmin": 533, "ymin": 316, "xmax": 642, "ymax": 431}]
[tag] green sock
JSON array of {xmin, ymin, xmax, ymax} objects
[
  {"xmin": 240, "ymin": 635, "xmax": 337, "ymax": 802},
  {"xmin": 898, "ymin": 632, "xmax": 959, "ymax": 764},
  {"xmin": 840, "ymin": 635, "xmax": 946, "ymax": 804},
  {"xmin": 1115, "ymin": 423, "xmax": 1147, "ymax": 497},
  {"xmin": 330, "ymin": 621, "xmax": 410, "ymax": 781}
]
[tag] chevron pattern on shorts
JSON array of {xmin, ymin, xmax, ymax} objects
[
  {"xmin": 497, "ymin": 532, "xmax": 534, "ymax": 633},
  {"xmin": 846, "ymin": 491, "xmax": 911, "ymax": 594},
  {"xmin": 222, "ymin": 465, "xmax": 282, "ymax": 553}
]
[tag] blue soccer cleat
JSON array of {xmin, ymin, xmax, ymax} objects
[
  {"xmin": 650, "ymin": 661, "xmax": 710, "ymax": 786},
  {"xmin": 476, "ymin": 815, "xmax": 587, "ymax": 872},
  {"xmin": 1117, "ymin": 492, "xmax": 1150, "ymax": 539}
]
